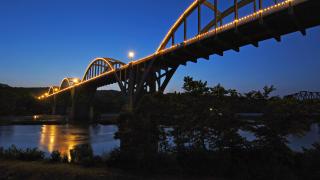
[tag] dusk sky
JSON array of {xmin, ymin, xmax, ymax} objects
[{"xmin": 0, "ymin": 0, "xmax": 319, "ymax": 96}]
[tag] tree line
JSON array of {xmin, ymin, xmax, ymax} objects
[{"xmin": 112, "ymin": 76, "xmax": 320, "ymax": 179}]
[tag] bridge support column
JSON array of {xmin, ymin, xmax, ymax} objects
[
  {"xmin": 69, "ymin": 86, "xmax": 97, "ymax": 121},
  {"xmin": 69, "ymin": 88, "xmax": 76, "ymax": 121},
  {"xmin": 51, "ymin": 95, "xmax": 57, "ymax": 115},
  {"xmin": 89, "ymin": 105, "xmax": 94, "ymax": 121}
]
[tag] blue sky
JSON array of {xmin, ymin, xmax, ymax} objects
[{"xmin": 0, "ymin": 0, "xmax": 319, "ymax": 95}]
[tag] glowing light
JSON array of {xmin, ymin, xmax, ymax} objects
[
  {"xmin": 54, "ymin": 88, "xmax": 59, "ymax": 92},
  {"xmin": 128, "ymin": 51, "xmax": 135, "ymax": 59},
  {"xmin": 72, "ymin": 78, "xmax": 80, "ymax": 83}
]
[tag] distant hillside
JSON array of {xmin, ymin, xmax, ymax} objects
[
  {"xmin": 0, "ymin": 86, "xmax": 50, "ymax": 116},
  {"xmin": 0, "ymin": 86, "xmax": 124, "ymax": 115},
  {"xmin": 0, "ymin": 83, "xmax": 10, "ymax": 88}
]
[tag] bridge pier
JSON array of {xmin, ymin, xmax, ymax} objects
[
  {"xmin": 68, "ymin": 86, "xmax": 97, "ymax": 121},
  {"xmin": 51, "ymin": 95, "xmax": 57, "ymax": 115}
]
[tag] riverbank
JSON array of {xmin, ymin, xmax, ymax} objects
[
  {"xmin": 0, "ymin": 115, "xmax": 68, "ymax": 125},
  {"xmin": 0, "ymin": 114, "xmax": 120, "ymax": 125},
  {"xmin": 0, "ymin": 160, "xmax": 219, "ymax": 180}
]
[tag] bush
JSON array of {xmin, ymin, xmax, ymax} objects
[
  {"xmin": 2, "ymin": 145, "xmax": 44, "ymax": 161},
  {"xmin": 70, "ymin": 144, "xmax": 94, "ymax": 166},
  {"xmin": 50, "ymin": 150, "xmax": 62, "ymax": 162},
  {"xmin": 61, "ymin": 154, "xmax": 69, "ymax": 163},
  {"xmin": 0, "ymin": 147, "xmax": 3, "ymax": 158}
]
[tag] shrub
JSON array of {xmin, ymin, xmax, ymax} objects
[
  {"xmin": 0, "ymin": 147, "xmax": 3, "ymax": 158},
  {"xmin": 61, "ymin": 154, "xmax": 69, "ymax": 163},
  {"xmin": 50, "ymin": 150, "xmax": 62, "ymax": 162},
  {"xmin": 3, "ymin": 145, "xmax": 44, "ymax": 161},
  {"xmin": 70, "ymin": 144, "xmax": 94, "ymax": 166}
]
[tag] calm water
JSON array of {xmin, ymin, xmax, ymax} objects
[
  {"xmin": 239, "ymin": 123, "xmax": 320, "ymax": 151},
  {"xmin": 0, "ymin": 123, "xmax": 319, "ymax": 158},
  {"xmin": 0, "ymin": 124, "xmax": 120, "ymax": 158}
]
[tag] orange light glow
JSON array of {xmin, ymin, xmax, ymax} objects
[{"xmin": 72, "ymin": 78, "xmax": 80, "ymax": 83}]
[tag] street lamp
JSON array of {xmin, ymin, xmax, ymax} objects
[{"xmin": 128, "ymin": 51, "xmax": 135, "ymax": 61}]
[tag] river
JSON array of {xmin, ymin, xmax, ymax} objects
[{"xmin": 0, "ymin": 123, "xmax": 319, "ymax": 159}]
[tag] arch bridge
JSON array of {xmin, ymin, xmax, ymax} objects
[{"xmin": 39, "ymin": 0, "xmax": 320, "ymax": 120}]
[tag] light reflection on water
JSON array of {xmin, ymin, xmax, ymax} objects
[{"xmin": 0, "ymin": 124, "xmax": 120, "ymax": 158}]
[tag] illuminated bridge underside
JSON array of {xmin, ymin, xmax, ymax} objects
[{"xmin": 43, "ymin": 0, "xmax": 320, "ymax": 111}]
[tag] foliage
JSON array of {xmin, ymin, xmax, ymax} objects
[
  {"xmin": 50, "ymin": 150, "xmax": 62, "ymax": 162},
  {"xmin": 182, "ymin": 76, "xmax": 209, "ymax": 95},
  {"xmin": 0, "ymin": 145, "xmax": 44, "ymax": 161},
  {"xmin": 109, "ymin": 76, "xmax": 319, "ymax": 179},
  {"xmin": 69, "ymin": 144, "xmax": 94, "ymax": 166},
  {"xmin": 0, "ymin": 86, "xmax": 50, "ymax": 115}
]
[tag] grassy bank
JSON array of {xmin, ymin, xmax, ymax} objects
[
  {"xmin": 0, "ymin": 160, "xmax": 135, "ymax": 180},
  {"xmin": 0, "ymin": 160, "xmax": 219, "ymax": 180}
]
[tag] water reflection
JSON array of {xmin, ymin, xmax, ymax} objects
[
  {"xmin": 39, "ymin": 125, "xmax": 89, "ymax": 159},
  {"xmin": 0, "ymin": 124, "xmax": 120, "ymax": 157}
]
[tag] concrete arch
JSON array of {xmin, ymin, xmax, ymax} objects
[
  {"xmin": 59, "ymin": 78, "xmax": 80, "ymax": 90},
  {"xmin": 82, "ymin": 57, "xmax": 126, "ymax": 81},
  {"xmin": 157, "ymin": 0, "xmax": 256, "ymax": 52},
  {"xmin": 48, "ymin": 86, "xmax": 59, "ymax": 95}
]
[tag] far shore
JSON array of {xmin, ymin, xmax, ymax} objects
[{"xmin": 0, "ymin": 114, "xmax": 119, "ymax": 125}]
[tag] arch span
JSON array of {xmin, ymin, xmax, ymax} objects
[
  {"xmin": 59, "ymin": 77, "xmax": 80, "ymax": 90},
  {"xmin": 82, "ymin": 57, "xmax": 126, "ymax": 81},
  {"xmin": 157, "ymin": 0, "xmax": 258, "ymax": 52},
  {"xmin": 48, "ymin": 86, "xmax": 59, "ymax": 95}
]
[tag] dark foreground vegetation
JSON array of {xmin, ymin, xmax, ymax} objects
[
  {"xmin": 112, "ymin": 77, "xmax": 320, "ymax": 179},
  {"xmin": 1, "ymin": 77, "xmax": 320, "ymax": 179},
  {"xmin": 0, "ymin": 145, "xmax": 213, "ymax": 180}
]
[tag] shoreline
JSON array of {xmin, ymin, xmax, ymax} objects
[{"xmin": 0, "ymin": 114, "xmax": 119, "ymax": 126}]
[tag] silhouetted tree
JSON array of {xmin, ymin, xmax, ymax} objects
[{"xmin": 182, "ymin": 76, "xmax": 209, "ymax": 95}]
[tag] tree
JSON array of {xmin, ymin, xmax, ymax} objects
[
  {"xmin": 182, "ymin": 76, "xmax": 209, "ymax": 95},
  {"xmin": 210, "ymin": 83, "xmax": 228, "ymax": 97},
  {"xmin": 245, "ymin": 90, "xmax": 263, "ymax": 100},
  {"xmin": 228, "ymin": 89, "xmax": 239, "ymax": 98},
  {"xmin": 263, "ymin": 85, "xmax": 276, "ymax": 99}
]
